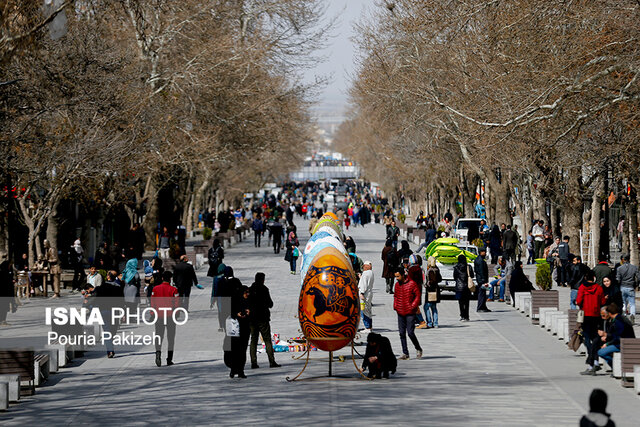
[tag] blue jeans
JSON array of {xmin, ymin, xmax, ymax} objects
[
  {"xmin": 489, "ymin": 278, "xmax": 505, "ymax": 300},
  {"xmin": 597, "ymin": 344, "xmax": 620, "ymax": 368},
  {"xmin": 361, "ymin": 313, "xmax": 372, "ymax": 329},
  {"xmin": 424, "ymin": 302, "xmax": 438, "ymax": 327},
  {"xmin": 397, "ymin": 314, "xmax": 422, "ymax": 356},
  {"xmin": 621, "ymin": 287, "xmax": 636, "ymax": 316},
  {"xmin": 290, "ymin": 258, "xmax": 297, "ymax": 273},
  {"xmin": 570, "ymin": 289, "xmax": 578, "ymax": 310}
]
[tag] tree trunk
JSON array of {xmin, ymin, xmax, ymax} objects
[
  {"xmin": 142, "ymin": 179, "xmax": 159, "ymax": 250},
  {"xmin": 621, "ymin": 199, "xmax": 630, "ymax": 255},
  {"xmin": 562, "ymin": 169, "xmax": 584, "ymax": 254},
  {"xmin": 46, "ymin": 199, "xmax": 60, "ymax": 253},
  {"xmin": 628, "ymin": 197, "xmax": 639, "ymax": 266},
  {"xmin": 588, "ymin": 178, "xmax": 603, "ymax": 267}
]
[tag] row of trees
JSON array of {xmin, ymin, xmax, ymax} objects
[
  {"xmin": 1, "ymin": 1, "xmax": 328, "ymax": 266},
  {"xmin": 336, "ymin": 0, "xmax": 640, "ymax": 265}
]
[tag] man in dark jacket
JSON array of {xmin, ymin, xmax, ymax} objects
[
  {"xmin": 0, "ymin": 259, "xmax": 14, "ymax": 325},
  {"xmin": 597, "ymin": 303, "xmax": 636, "ymax": 370},
  {"xmin": 557, "ymin": 236, "xmax": 570, "ymax": 286},
  {"xmin": 173, "ymin": 255, "xmax": 201, "ymax": 311},
  {"xmin": 569, "ymin": 255, "xmax": 589, "ymax": 309},
  {"xmin": 361, "ymin": 332, "xmax": 397, "ymax": 379},
  {"xmin": 249, "ymin": 273, "xmax": 280, "ymax": 369},
  {"xmin": 207, "ymin": 239, "xmax": 224, "ymax": 278},
  {"xmin": 502, "ymin": 225, "xmax": 518, "ymax": 262},
  {"xmin": 93, "ymin": 271, "xmax": 124, "ymax": 357},
  {"xmin": 474, "ymin": 248, "xmax": 491, "ymax": 312}
]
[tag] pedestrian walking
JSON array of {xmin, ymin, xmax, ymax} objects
[
  {"xmin": 616, "ymin": 254, "xmax": 639, "ymax": 324},
  {"xmin": 358, "ymin": 261, "xmax": 374, "ymax": 332},
  {"xmin": 249, "ymin": 273, "xmax": 280, "ymax": 369},
  {"xmin": 474, "ymin": 248, "xmax": 491, "ymax": 312},
  {"xmin": 387, "ymin": 220, "xmax": 400, "ymax": 249},
  {"xmin": 0, "ymin": 259, "xmax": 15, "ymax": 326},
  {"xmin": 577, "ymin": 270, "xmax": 606, "ymax": 375},
  {"xmin": 93, "ymin": 271, "xmax": 124, "ymax": 358},
  {"xmin": 173, "ymin": 255, "xmax": 202, "ymax": 311},
  {"xmin": 393, "ymin": 268, "xmax": 422, "ymax": 360},
  {"xmin": 502, "ymin": 225, "xmax": 518, "ymax": 262},
  {"xmin": 284, "ymin": 230, "xmax": 299, "ymax": 274},
  {"xmin": 424, "ymin": 256, "xmax": 442, "ymax": 328},
  {"xmin": 226, "ymin": 285, "xmax": 251, "ymax": 378},
  {"xmin": 122, "ymin": 258, "xmax": 140, "ymax": 314},
  {"xmin": 70, "ymin": 238, "xmax": 86, "ymax": 292},
  {"xmin": 532, "ymin": 220, "xmax": 545, "ymax": 259},
  {"xmin": 158, "ymin": 227, "xmax": 171, "ymax": 260},
  {"xmin": 454, "ymin": 254, "xmax": 473, "ymax": 321},
  {"xmin": 252, "ymin": 215, "xmax": 264, "ymax": 247},
  {"xmin": 151, "ymin": 270, "xmax": 179, "ymax": 367},
  {"xmin": 569, "ymin": 255, "xmax": 589, "ymax": 309},
  {"xmin": 207, "ymin": 239, "xmax": 224, "ymax": 278},
  {"xmin": 382, "ymin": 240, "xmax": 398, "ymax": 294}
]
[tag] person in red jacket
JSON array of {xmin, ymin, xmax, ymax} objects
[
  {"xmin": 151, "ymin": 270, "xmax": 180, "ymax": 367},
  {"xmin": 393, "ymin": 268, "xmax": 423, "ymax": 360},
  {"xmin": 577, "ymin": 270, "xmax": 606, "ymax": 375}
]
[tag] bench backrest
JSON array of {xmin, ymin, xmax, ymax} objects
[
  {"xmin": 530, "ymin": 290, "xmax": 559, "ymax": 316},
  {"xmin": 0, "ymin": 350, "xmax": 35, "ymax": 382},
  {"xmin": 620, "ymin": 338, "xmax": 640, "ymax": 375}
]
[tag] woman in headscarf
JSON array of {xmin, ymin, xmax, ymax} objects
[
  {"xmin": 344, "ymin": 236, "xmax": 356, "ymax": 254},
  {"xmin": 122, "ymin": 258, "xmax": 140, "ymax": 314},
  {"xmin": 224, "ymin": 285, "xmax": 251, "ymax": 378},
  {"xmin": 397, "ymin": 240, "xmax": 413, "ymax": 261},
  {"xmin": 284, "ymin": 230, "xmax": 299, "ymax": 274},
  {"xmin": 508, "ymin": 261, "xmax": 534, "ymax": 306},
  {"xmin": 453, "ymin": 254, "xmax": 474, "ymax": 321},
  {"xmin": 424, "ymin": 256, "xmax": 442, "ymax": 328},
  {"xmin": 602, "ymin": 274, "xmax": 623, "ymax": 309},
  {"xmin": 381, "ymin": 239, "xmax": 398, "ymax": 294}
]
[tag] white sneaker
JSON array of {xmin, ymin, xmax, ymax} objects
[
  {"xmin": 416, "ymin": 351, "xmax": 422, "ymax": 359},
  {"xmin": 360, "ymin": 328, "xmax": 371, "ymax": 334}
]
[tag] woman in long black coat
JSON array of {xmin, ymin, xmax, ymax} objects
[
  {"xmin": 453, "ymin": 254, "xmax": 474, "ymax": 321},
  {"xmin": 225, "ymin": 285, "xmax": 251, "ymax": 378}
]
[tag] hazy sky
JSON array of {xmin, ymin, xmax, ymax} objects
[{"xmin": 304, "ymin": 0, "xmax": 372, "ymax": 116}]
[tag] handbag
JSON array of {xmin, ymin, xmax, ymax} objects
[
  {"xmin": 225, "ymin": 316, "xmax": 240, "ymax": 337},
  {"xmin": 427, "ymin": 291, "xmax": 438, "ymax": 302},
  {"xmin": 293, "ymin": 247, "xmax": 299, "ymax": 257},
  {"xmin": 567, "ymin": 329, "xmax": 583, "ymax": 352},
  {"xmin": 467, "ymin": 265, "xmax": 476, "ymax": 293}
]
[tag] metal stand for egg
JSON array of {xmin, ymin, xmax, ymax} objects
[{"xmin": 285, "ymin": 338, "xmax": 372, "ymax": 382}]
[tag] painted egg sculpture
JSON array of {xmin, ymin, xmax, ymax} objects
[
  {"xmin": 313, "ymin": 217, "xmax": 342, "ymax": 236},
  {"xmin": 299, "ymin": 242, "xmax": 334, "ymax": 286},
  {"xmin": 302, "ymin": 231, "xmax": 347, "ymax": 257},
  {"xmin": 312, "ymin": 224, "xmax": 342, "ymax": 241},
  {"xmin": 299, "ymin": 246, "xmax": 360, "ymax": 352},
  {"xmin": 299, "ymin": 237, "xmax": 347, "ymax": 286},
  {"xmin": 323, "ymin": 212, "xmax": 339, "ymax": 221}
]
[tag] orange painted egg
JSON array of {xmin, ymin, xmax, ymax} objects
[
  {"xmin": 299, "ymin": 246, "xmax": 360, "ymax": 352},
  {"xmin": 323, "ymin": 212, "xmax": 339, "ymax": 221}
]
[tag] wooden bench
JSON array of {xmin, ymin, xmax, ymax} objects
[
  {"xmin": 620, "ymin": 338, "xmax": 640, "ymax": 387},
  {"xmin": 0, "ymin": 350, "xmax": 35, "ymax": 395},
  {"xmin": 529, "ymin": 290, "xmax": 559, "ymax": 324},
  {"xmin": 33, "ymin": 353, "xmax": 50, "ymax": 387}
]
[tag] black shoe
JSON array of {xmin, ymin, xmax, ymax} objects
[
  {"xmin": 166, "ymin": 360, "xmax": 174, "ymax": 366},
  {"xmin": 229, "ymin": 371, "xmax": 235, "ymax": 378},
  {"xmin": 155, "ymin": 351, "xmax": 161, "ymax": 367},
  {"xmin": 269, "ymin": 362, "xmax": 281, "ymax": 368},
  {"xmin": 593, "ymin": 365, "xmax": 602, "ymax": 372},
  {"xmin": 251, "ymin": 363, "xmax": 260, "ymax": 369},
  {"xmin": 237, "ymin": 372, "xmax": 247, "ymax": 379}
]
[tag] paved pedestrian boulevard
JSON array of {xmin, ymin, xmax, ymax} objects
[{"xmin": 1, "ymin": 220, "xmax": 638, "ymax": 426}]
